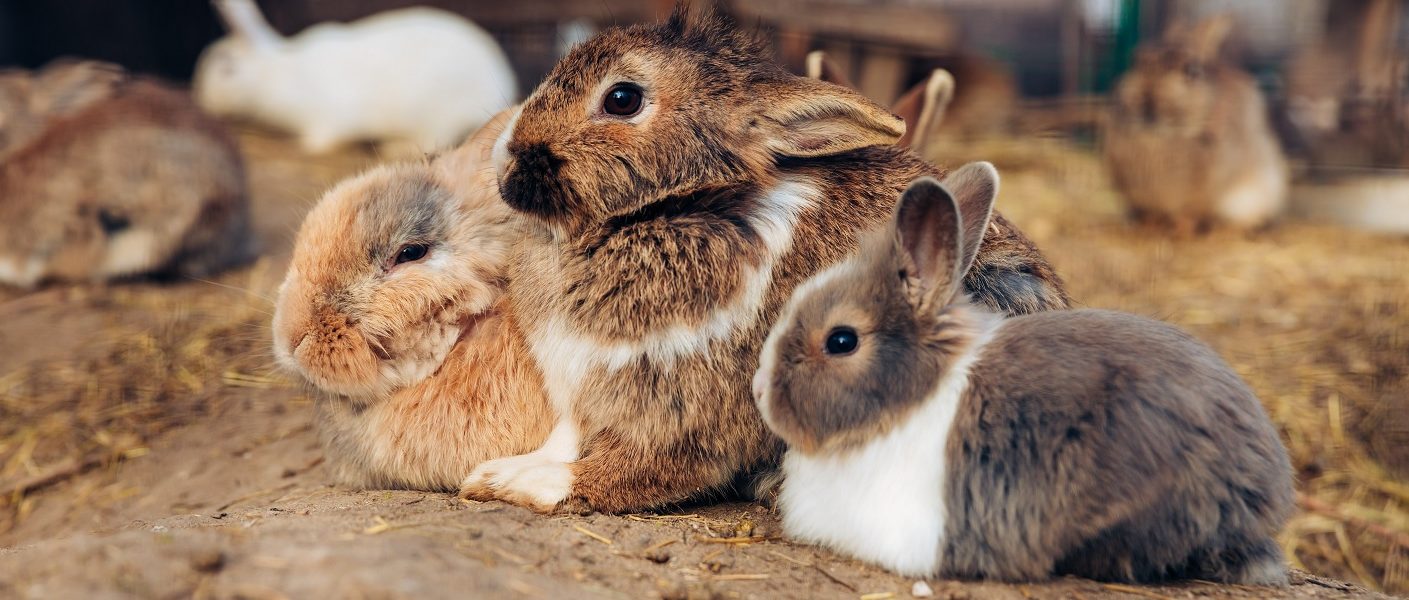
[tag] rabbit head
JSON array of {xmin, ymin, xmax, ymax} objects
[
  {"xmin": 497, "ymin": 4, "xmax": 904, "ymax": 232},
  {"xmin": 1113, "ymin": 15, "xmax": 1235, "ymax": 134},
  {"xmin": 194, "ymin": 0, "xmax": 285, "ymax": 118},
  {"xmin": 273, "ymin": 131, "xmax": 519, "ymax": 402},
  {"xmin": 754, "ymin": 163, "xmax": 1000, "ymax": 455}
]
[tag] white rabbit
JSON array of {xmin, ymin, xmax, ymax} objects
[{"xmin": 193, "ymin": 0, "xmax": 517, "ymax": 155}]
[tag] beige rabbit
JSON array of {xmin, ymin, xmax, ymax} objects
[
  {"xmin": 1105, "ymin": 16, "xmax": 1289, "ymax": 234},
  {"xmin": 0, "ymin": 67, "xmax": 251, "ymax": 287},
  {"xmin": 272, "ymin": 108, "xmax": 554, "ymax": 491},
  {"xmin": 755, "ymin": 170, "xmax": 1294, "ymax": 584}
]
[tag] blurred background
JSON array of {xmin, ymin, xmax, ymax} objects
[{"xmin": 0, "ymin": 0, "xmax": 1405, "ymax": 595}]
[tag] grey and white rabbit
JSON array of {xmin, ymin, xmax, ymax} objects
[{"xmin": 754, "ymin": 165, "xmax": 1295, "ymax": 584}]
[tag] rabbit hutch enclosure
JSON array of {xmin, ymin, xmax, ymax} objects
[{"xmin": 0, "ymin": 0, "xmax": 1407, "ymax": 598}]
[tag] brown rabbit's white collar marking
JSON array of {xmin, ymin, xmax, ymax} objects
[
  {"xmin": 774, "ymin": 310, "xmax": 1002, "ymax": 576},
  {"xmin": 463, "ymin": 177, "xmax": 820, "ymax": 510},
  {"xmin": 532, "ymin": 177, "xmax": 820, "ymax": 373}
]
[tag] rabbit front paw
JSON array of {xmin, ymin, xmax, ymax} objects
[{"xmin": 459, "ymin": 453, "xmax": 572, "ymax": 513}]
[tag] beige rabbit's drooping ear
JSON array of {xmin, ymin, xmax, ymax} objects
[
  {"xmin": 433, "ymin": 104, "xmax": 518, "ymax": 201},
  {"xmin": 756, "ymin": 76, "xmax": 906, "ymax": 158},
  {"xmin": 893, "ymin": 69, "xmax": 955, "ymax": 153},
  {"xmin": 895, "ymin": 177, "xmax": 964, "ymax": 309}
]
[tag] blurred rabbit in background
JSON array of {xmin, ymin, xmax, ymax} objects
[
  {"xmin": 0, "ymin": 60, "xmax": 251, "ymax": 288},
  {"xmin": 193, "ymin": 0, "xmax": 517, "ymax": 155},
  {"xmin": 1105, "ymin": 16, "xmax": 1289, "ymax": 235}
]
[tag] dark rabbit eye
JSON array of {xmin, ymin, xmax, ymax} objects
[
  {"xmin": 394, "ymin": 243, "xmax": 429, "ymax": 265},
  {"xmin": 602, "ymin": 83, "xmax": 643, "ymax": 116},
  {"xmin": 1182, "ymin": 62, "xmax": 1205, "ymax": 79},
  {"xmin": 824, "ymin": 327, "xmax": 859, "ymax": 356}
]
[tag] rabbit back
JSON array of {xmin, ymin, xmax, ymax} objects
[{"xmin": 942, "ymin": 309, "xmax": 1294, "ymax": 584}]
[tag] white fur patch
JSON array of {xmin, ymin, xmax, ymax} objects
[
  {"xmin": 775, "ymin": 318, "xmax": 999, "ymax": 577},
  {"xmin": 0, "ymin": 255, "xmax": 46, "ymax": 287},
  {"xmin": 1216, "ymin": 159, "xmax": 1287, "ymax": 227},
  {"xmin": 101, "ymin": 229, "xmax": 162, "ymax": 277},
  {"xmin": 532, "ymin": 178, "xmax": 819, "ymax": 376},
  {"xmin": 463, "ymin": 419, "xmax": 579, "ymax": 506}
]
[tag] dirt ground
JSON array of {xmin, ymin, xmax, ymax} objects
[{"xmin": 0, "ymin": 129, "xmax": 1404, "ymax": 599}]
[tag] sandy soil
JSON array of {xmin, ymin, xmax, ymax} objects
[{"xmin": 0, "ymin": 130, "xmax": 1400, "ymax": 599}]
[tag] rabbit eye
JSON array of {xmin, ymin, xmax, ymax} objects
[
  {"xmin": 824, "ymin": 327, "xmax": 859, "ymax": 356},
  {"xmin": 394, "ymin": 243, "xmax": 429, "ymax": 265},
  {"xmin": 1182, "ymin": 63, "xmax": 1205, "ymax": 79},
  {"xmin": 602, "ymin": 83, "xmax": 644, "ymax": 117}
]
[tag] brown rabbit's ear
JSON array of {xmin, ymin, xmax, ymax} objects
[
  {"xmin": 893, "ymin": 69, "xmax": 955, "ymax": 152},
  {"xmin": 757, "ymin": 76, "xmax": 906, "ymax": 158},
  {"xmin": 894, "ymin": 177, "xmax": 964, "ymax": 308},
  {"xmin": 942, "ymin": 162, "xmax": 999, "ymax": 276},
  {"xmin": 805, "ymin": 50, "xmax": 855, "ymax": 90}
]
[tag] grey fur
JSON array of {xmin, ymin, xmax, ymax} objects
[
  {"xmin": 943, "ymin": 310, "xmax": 1294, "ymax": 584},
  {"xmin": 760, "ymin": 170, "xmax": 1295, "ymax": 584}
]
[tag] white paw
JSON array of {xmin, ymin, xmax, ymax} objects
[{"xmin": 461, "ymin": 453, "xmax": 573, "ymax": 511}]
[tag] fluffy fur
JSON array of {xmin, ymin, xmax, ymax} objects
[
  {"xmin": 1105, "ymin": 16, "xmax": 1289, "ymax": 233},
  {"xmin": 273, "ymin": 109, "xmax": 553, "ymax": 490},
  {"xmin": 195, "ymin": 1, "xmax": 517, "ymax": 154},
  {"xmin": 460, "ymin": 5, "xmax": 1068, "ymax": 514},
  {"xmin": 757, "ymin": 171, "xmax": 1295, "ymax": 584},
  {"xmin": 0, "ymin": 65, "xmax": 251, "ymax": 288}
]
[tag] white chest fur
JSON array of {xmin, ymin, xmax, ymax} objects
[
  {"xmin": 777, "ymin": 328, "xmax": 994, "ymax": 577},
  {"xmin": 526, "ymin": 177, "xmax": 819, "ymax": 385}
]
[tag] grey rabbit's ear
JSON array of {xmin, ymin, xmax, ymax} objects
[
  {"xmin": 894, "ymin": 177, "xmax": 963, "ymax": 309},
  {"xmin": 943, "ymin": 162, "xmax": 999, "ymax": 277},
  {"xmin": 892, "ymin": 69, "xmax": 955, "ymax": 153},
  {"xmin": 894, "ymin": 163, "xmax": 999, "ymax": 309}
]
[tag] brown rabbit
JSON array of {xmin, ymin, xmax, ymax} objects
[
  {"xmin": 273, "ymin": 108, "xmax": 554, "ymax": 491},
  {"xmin": 1105, "ymin": 16, "xmax": 1289, "ymax": 234},
  {"xmin": 0, "ymin": 70, "xmax": 251, "ymax": 287},
  {"xmin": 0, "ymin": 59, "xmax": 126, "ymax": 159},
  {"xmin": 754, "ymin": 168, "xmax": 1294, "ymax": 584},
  {"xmin": 460, "ymin": 5, "xmax": 1068, "ymax": 514}
]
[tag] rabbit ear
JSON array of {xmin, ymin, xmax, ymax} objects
[
  {"xmin": 892, "ymin": 69, "xmax": 955, "ymax": 153},
  {"xmin": 894, "ymin": 177, "xmax": 964, "ymax": 308},
  {"xmin": 757, "ymin": 76, "xmax": 905, "ymax": 158},
  {"xmin": 434, "ymin": 105, "xmax": 519, "ymax": 201},
  {"xmin": 894, "ymin": 163, "xmax": 999, "ymax": 309},
  {"xmin": 212, "ymin": 0, "xmax": 282, "ymax": 50},
  {"xmin": 1186, "ymin": 15, "xmax": 1234, "ymax": 62},
  {"xmin": 942, "ymin": 162, "xmax": 999, "ymax": 279},
  {"xmin": 805, "ymin": 50, "xmax": 855, "ymax": 89}
]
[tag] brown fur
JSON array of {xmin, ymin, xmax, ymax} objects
[
  {"xmin": 317, "ymin": 305, "xmax": 552, "ymax": 491},
  {"xmin": 471, "ymin": 5, "xmax": 1067, "ymax": 514},
  {"xmin": 1105, "ymin": 16, "xmax": 1288, "ymax": 234},
  {"xmin": 274, "ymin": 109, "xmax": 553, "ymax": 489},
  {"xmin": 0, "ymin": 69, "xmax": 250, "ymax": 287},
  {"xmin": 758, "ymin": 175, "xmax": 1294, "ymax": 584}
]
